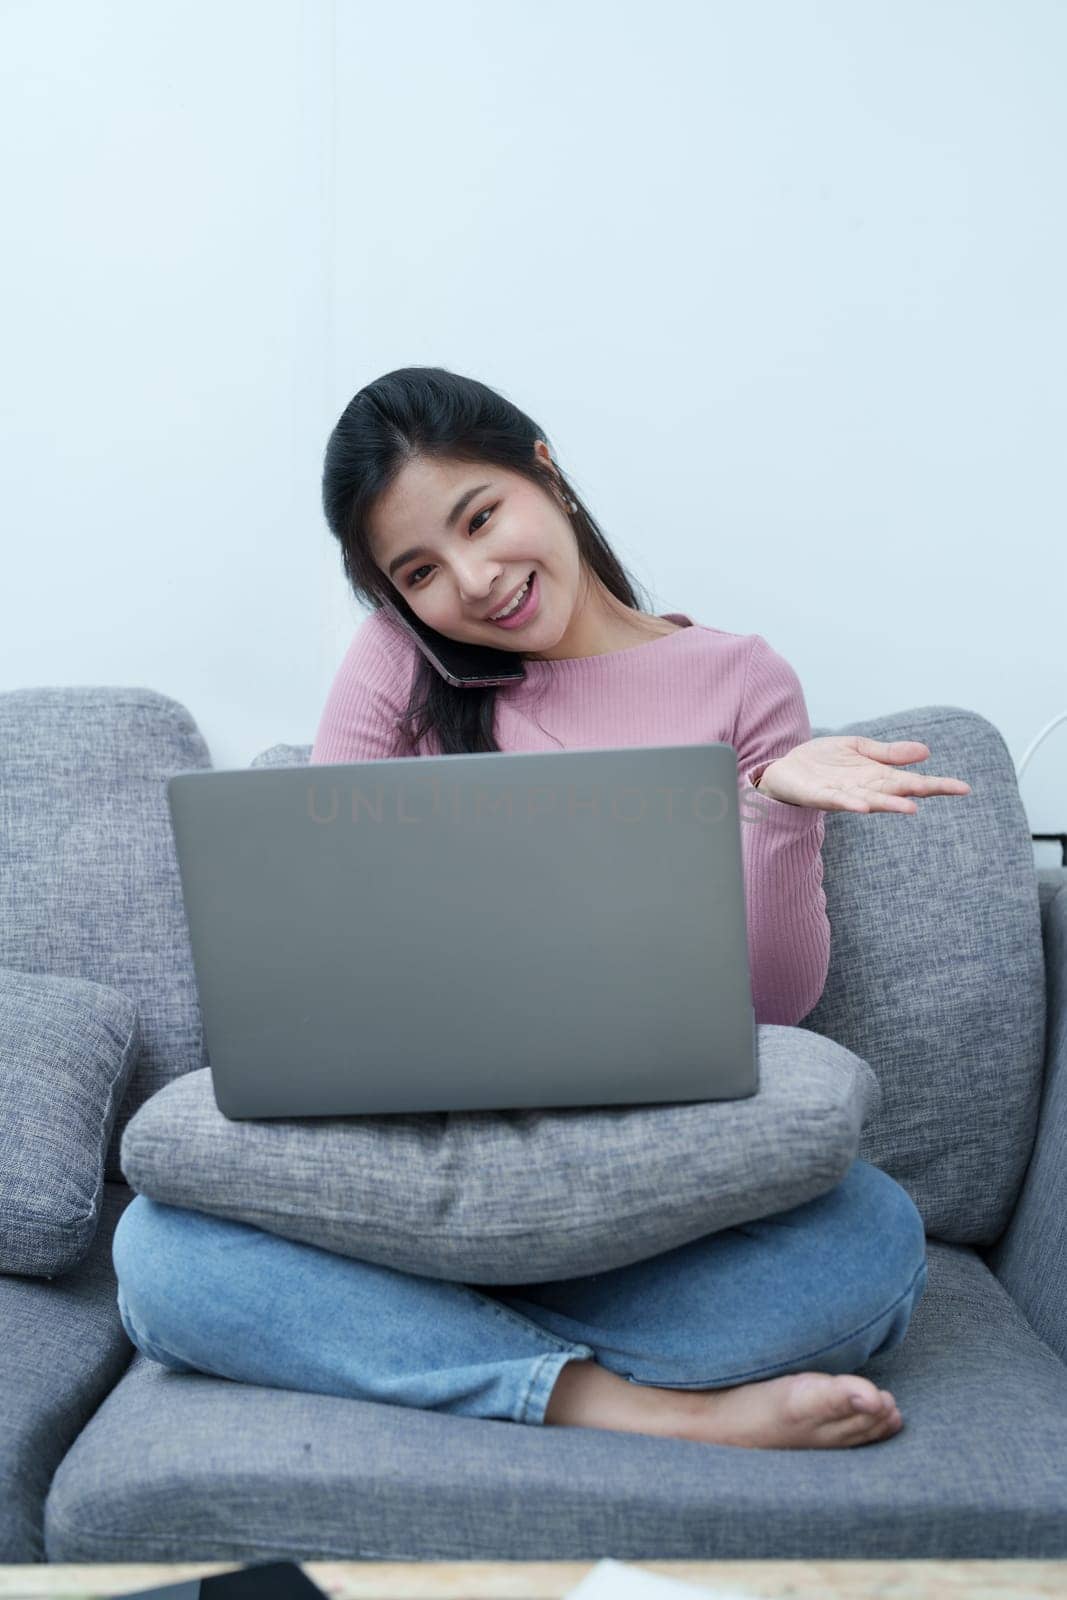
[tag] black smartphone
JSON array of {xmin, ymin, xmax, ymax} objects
[
  {"xmin": 110, "ymin": 1560, "xmax": 328, "ymax": 1600},
  {"xmin": 379, "ymin": 595, "xmax": 527, "ymax": 688}
]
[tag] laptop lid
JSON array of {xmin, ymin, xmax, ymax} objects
[{"xmin": 166, "ymin": 743, "xmax": 757, "ymax": 1119}]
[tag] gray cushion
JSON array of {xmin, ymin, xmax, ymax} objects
[
  {"xmin": 0, "ymin": 687, "xmax": 213, "ymax": 1184},
  {"xmin": 118, "ymin": 1026, "xmax": 880, "ymax": 1284},
  {"xmin": 1, "ymin": 1181, "xmax": 135, "ymax": 1563},
  {"xmin": 804, "ymin": 705, "xmax": 1045, "ymax": 1246},
  {"xmin": 0, "ymin": 968, "xmax": 139, "ymax": 1276},
  {"xmin": 42, "ymin": 1240, "xmax": 1067, "ymax": 1561}
]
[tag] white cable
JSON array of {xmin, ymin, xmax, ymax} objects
[{"xmin": 1015, "ymin": 708, "xmax": 1067, "ymax": 783}]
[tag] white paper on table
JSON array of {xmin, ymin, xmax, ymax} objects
[{"xmin": 561, "ymin": 1557, "xmax": 758, "ymax": 1600}]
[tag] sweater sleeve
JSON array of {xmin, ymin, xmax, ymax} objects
[
  {"xmin": 310, "ymin": 611, "xmax": 413, "ymax": 765},
  {"xmin": 733, "ymin": 633, "xmax": 831, "ymax": 1026}
]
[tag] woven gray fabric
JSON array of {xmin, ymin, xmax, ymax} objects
[
  {"xmin": 7, "ymin": 708, "xmax": 1062, "ymax": 1561},
  {"xmin": 0, "ymin": 687, "xmax": 213, "ymax": 1183},
  {"xmin": 983, "ymin": 879, "xmax": 1067, "ymax": 1363},
  {"xmin": 803, "ymin": 705, "xmax": 1045, "ymax": 1245},
  {"xmin": 0, "ymin": 968, "xmax": 139, "ymax": 1276},
  {"xmin": 0, "ymin": 1182, "xmax": 134, "ymax": 1563},
  {"xmin": 1038, "ymin": 867, "xmax": 1067, "ymax": 928},
  {"xmin": 119, "ymin": 1026, "xmax": 881, "ymax": 1283},
  {"xmin": 43, "ymin": 1237, "xmax": 1067, "ymax": 1561}
]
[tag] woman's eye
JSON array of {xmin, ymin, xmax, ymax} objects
[{"xmin": 405, "ymin": 505, "xmax": 495, "ymax": 587}]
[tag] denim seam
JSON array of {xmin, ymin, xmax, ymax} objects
[
  {"xmin": 117, "ymin": 1291, "xmax": 217, "ymax": 1376},
  {"xmin": 476, "ymin": 1287, "xmax": 600, "ymax": 1354},
  {"xmin": 471, "ymin": 1288, "xmax": 601, "ymax": 1425},
  {"xmin": 516, "ymin": 1349, "xmax": 594, "ymax": 1426},
  {"xmin": 626, "ymin": 1255, "xmax": 929, "ymax": 1389}
]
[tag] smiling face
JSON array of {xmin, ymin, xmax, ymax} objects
[
  {"xmin": 368, "ymin": 439, "xmax": 597, "ymax": 660},
  {"xmin": 368, "ymin": 439, "xmax": 674, "ymax": 661}
]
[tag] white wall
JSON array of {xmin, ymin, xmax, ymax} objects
[
  {"xmin": 3, "ymin": 0, "xmax": 1064, "ymax": 862},
  {"xmin": 1, "ymin": 0, "xmax": 336, "ymax": 767}
]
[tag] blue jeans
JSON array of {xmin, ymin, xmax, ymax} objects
[{"xmin": 111, "ymin": 1157, "xmax": 927, "ymax": 1426}]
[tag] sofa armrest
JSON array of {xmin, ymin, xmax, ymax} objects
[
  {"xmin": 1038, "ymin": 866, "xmax": 1067, "ymax": 929},
  {"xmin": 982, "ymin": 877, "xmax": 1067, "ymax": 1362}
]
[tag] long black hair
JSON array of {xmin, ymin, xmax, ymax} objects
[{"xmin": 321, "ymin": 366, "xmax": 657, "ymax": 756}]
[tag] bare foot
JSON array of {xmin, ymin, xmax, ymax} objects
[
  {"xmin": 543, "ymin": 1358, "xmax": 903, "ymax": 1449},
  {"xmin": 686, "ymin": 1370, "xmax": 904, "ymax": 1449}
]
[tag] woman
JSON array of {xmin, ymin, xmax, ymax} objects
[{"xmin": 113, "ymin": 367, "xmax": 970, "ymax": 1450}]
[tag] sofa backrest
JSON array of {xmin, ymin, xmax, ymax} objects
[
  {"xmin": 802, "ymin": 705, "xmax": 1045, "ymax": 1246},
  {"xmin": 1, "ymin": 691, "xmax": 1045, "ymax": 1241},
  {"xmin": 0, "ymin": 688, "xmax": 213, "ymax": 1183}
]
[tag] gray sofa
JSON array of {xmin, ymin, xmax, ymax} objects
[{"xmin": 2, "ymin": 685, "xmax": 1066, "ymax": 1565}]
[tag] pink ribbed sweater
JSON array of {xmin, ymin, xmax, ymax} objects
[{"xmin": 310, "ymin": 609, "xmax": 830, "ymax": 1027}]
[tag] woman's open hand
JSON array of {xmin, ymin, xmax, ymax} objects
[{"xmin": 756, "ymin": 737, "xmax": 972, "ymax": 814}]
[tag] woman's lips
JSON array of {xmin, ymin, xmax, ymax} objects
[{"xmin": 488, "ymin": 570, "xmax": 538, "ymax": 627}]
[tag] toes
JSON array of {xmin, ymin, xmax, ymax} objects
[
  {"xmin": 790, "ymin": 1374, "xmax": 904, "ymax": 1445},
  {"xmin": 877, "ymin": 1388, "xmax": 903, "ymax": 1424},
  {"xmin": 868, "ymin": 1402, "xmax": 904, "ymax": 1439},
  {"xmin": 789, "ymin": 1373, "xmax": 896, "ymax": 1431},
  {"xmin": 847, "ymin": 1383, "xmax": 885, "ymax": 1415},
  {"xmin": 849, "ymin": 1406, "xmax": 901, "ymax": 1446},
  {"xmin": 791, "ymin": 1374, "xmax": 867, "ymax": 1422},
  {"xmin": 831, "ymin": 1389, "xmax": 885, "ymax": 1429}
]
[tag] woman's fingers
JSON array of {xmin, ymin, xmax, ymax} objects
[
  {"xmin": 828, "ymin": 785, "xmax": 907, "ymax": 813},
  {"xmin": 861, "ymin": 741, "xmax": 972, "ymax": 795},
  {"xmin": 902, "ymin": 775, "xmax": 971, "ymax": 795},
  {"xmin": 829, "ymin": 773, "xmax": 971, "ymax": 814},
  {"xmin": 858, "ymin": 738, "xmax": 930, "ymax": 762},
  {"xmin": 848, "ymin": 783, "xmax": 970, "ymax": 814}
]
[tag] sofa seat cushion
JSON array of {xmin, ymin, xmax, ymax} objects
[
  {"xmin": 118, "ymin": 1025, "xmax": 880, "ymax": 1284},
  {"xmin": 0, "ymin": 1182, "xmax": 136, "ymax": 1563},
  {"xmin": 43, "ymin": 1239, "xmax": 1067, "ymax": 1562},
  {"xmin": 0, "ymin": 968, "xmax": 139, "ymax": 1276}
]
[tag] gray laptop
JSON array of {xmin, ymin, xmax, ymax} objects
[{"xmin": 166, "ymin": 743, "xmax": 758, "ymax": 1120}]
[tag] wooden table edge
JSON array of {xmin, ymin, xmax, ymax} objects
[{"xmin": 2, "ymin": 1558, "xmax": 1067, "ymax": 1600}]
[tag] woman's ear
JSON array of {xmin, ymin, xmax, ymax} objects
[
  {"xmin": 534, "ymin": 438, "xmax": 568, "ymax": 495},
  {"xmin": 533, "ymin": 437, "xmax": 559, "ymax": 474}
]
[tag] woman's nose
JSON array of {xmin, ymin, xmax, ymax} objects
[{"xmin": 458, "ymin": 568, "xmax": 503, "ymax": 605}]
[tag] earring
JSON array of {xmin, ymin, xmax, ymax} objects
[{"xmin": 567, "ymin": 497, "xmax": 578, "ymax": 512}]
